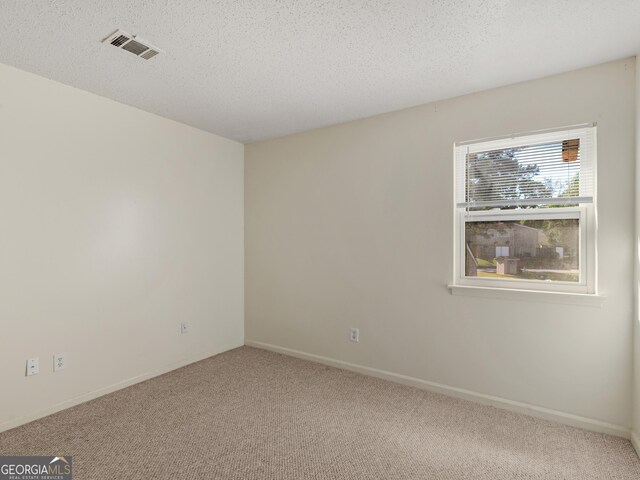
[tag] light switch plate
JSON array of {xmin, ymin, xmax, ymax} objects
[{"xmin": 26, "ymin": 357, "xmax": 39, "ymax": 376}]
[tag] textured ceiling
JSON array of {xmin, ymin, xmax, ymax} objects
[{"xmin": 1, "ymin": 1, "xmax": 640, "ymax": 143}]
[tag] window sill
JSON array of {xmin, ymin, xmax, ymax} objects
[{"xmin": 447, "ymin": 284, "xmax": 605, "ymax": 307}]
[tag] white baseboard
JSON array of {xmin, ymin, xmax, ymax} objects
[
  {"xmin": 245, "ymin": 340, "xmax": 630, "ymax": 439},
  {"xmin": 632, "ymin": 430, "xmax": 640, "ymax": 458},
  {"xmin": 0, "ymin": 340, "xmax": 244, "ymax": 434}
]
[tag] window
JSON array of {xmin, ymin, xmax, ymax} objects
[{"xmin": 453, "ymin": 125, "xmax": 596, "ymax": 294}]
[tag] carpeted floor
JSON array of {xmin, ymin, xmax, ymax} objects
[{"xmin": 0, "ymin": 347, "xmax": 638, "ymax": 479}]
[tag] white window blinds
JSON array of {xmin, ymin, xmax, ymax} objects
[{"xmin": 455, "ymin": 125, "xmax": 595, "ymax": 209}]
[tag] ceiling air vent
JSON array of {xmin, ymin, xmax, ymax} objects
[{"xmin": 102, "ymin": 29, "xmax": 162, "ymax": 60}]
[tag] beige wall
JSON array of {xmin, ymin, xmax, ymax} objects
[
  {"xmin": 633, "ymin": 55, "xmax": 640, "ymax": 450},
  {"xmin": 0, "ymin": 63, "xmax": 244, "ymax": 430},
  {"xmin": 246, "ymin": 59, "xmax": 635, "ymax": 434}
]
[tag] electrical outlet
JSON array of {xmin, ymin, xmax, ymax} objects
[
  {"xmin": 26, "ymin": 357, "xmax": 39, "ymax": 376},
  {"xmin": 350, "ymin": 328, "xmax": 360, "ymax": 343},
  {"xmin": 53, "ymin": 353, "xmax": 67, "ymax": 372},
  {"xmin": 181, "ymin": 322, "xmax": 189, "ymax": 334}
]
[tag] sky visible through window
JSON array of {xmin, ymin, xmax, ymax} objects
[{"xmin": 514, "ymin": 142, "xmax": 580, "ymax": 198}]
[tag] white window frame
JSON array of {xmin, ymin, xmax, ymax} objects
[{"xmin": 452, "ymin": 125, "xmax": 597, "ymax": 295}]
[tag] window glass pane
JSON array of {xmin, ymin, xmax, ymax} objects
[
  {"xmin": 465, "ymin": 140, "xmax": 581, "ymax": 209},
  {"xmin": 465, "ymin": 219, "xmax": 579, "ymax": 282}
]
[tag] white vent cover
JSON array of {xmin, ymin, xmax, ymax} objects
[{"xmin": 102, "ymin": 29, "xmax": 162, "ymax": 60}]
